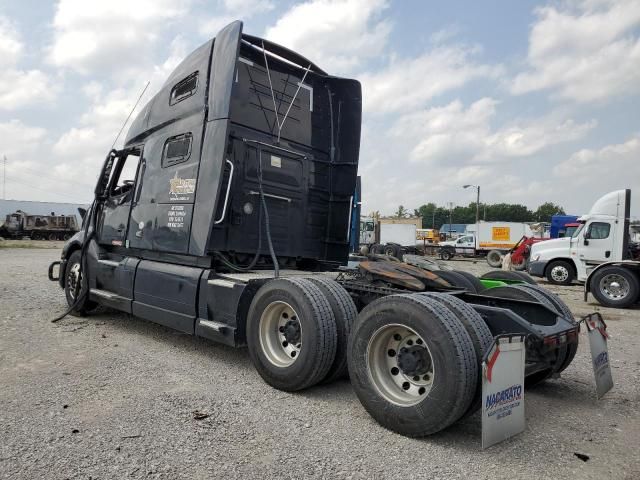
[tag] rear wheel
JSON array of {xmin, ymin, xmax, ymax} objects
[
  {"xmin": 590, "ymin": 266, "xmax": 640, "ymax": 308},
  {"xmin": 486, "ymin": 250, "xmax": 503, "ymax": 268},
  {"xmin": 307, "ymin": 277, "xmax": 357, "ymax": 382},
  {"xmin": 383, "ymin": 244, "xmax": 403, "ymax": 260},
  {"xmin": 348, "ymin": 294, "xmax": 477, "ymax": 437},
  {"xmin": 246, "ymin": 278, "xmax": 337, "ymax": 391},
  {"xmin": 439, "ymin": 248, "xmax": 454, "ymax": 261},
  {"xmin": 545, "ymin": 260, "xmax": 574, "ymax": 285},
  {"xmin": 419, "ymin": 292, "xmax": 492, "ymax": 416}
]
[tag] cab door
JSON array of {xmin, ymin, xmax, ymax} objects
[
  {"xmin": 97, "ymin": 149, "xmax": 142, "ymax": 247},
  {"xmin": 577, "ymin": 221, "xmax": 614, "ymax": 264},
  {"xmin": 455, "ymin": 235, "xmax": 474, "ymax": 254}
]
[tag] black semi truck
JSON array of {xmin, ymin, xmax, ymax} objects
[{"xmin": 49, "ymin": 21, "xmax": 580, "ymax": 438}]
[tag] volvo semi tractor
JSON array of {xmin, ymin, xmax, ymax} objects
[
  {"xmin": 48, "ymin": 21, "xmax": 584, "ymax": 438},
  {"xmin": 529, "ymin": 189, "xmax": 640, "ymax": 308}
]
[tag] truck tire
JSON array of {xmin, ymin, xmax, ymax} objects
[
  {"xmin": 439, "ymin": 247, "xmax": 454, "ymax": 261},
  {"xmin": 419, "ymin": 292, "xmax": 493, "ymax": 416},
  {"xmin": 481, "ymin": 270, "xmax": 536, "ymax": 285},
  {"xmin": 486, "ymin": 250, "xmax": 503, "ymax": 268},
  {"xmin": 64, "ymin": 250, "xmax": 98, "ymax": 316},
  {"xmin": 246, "ymin": 278, "xmax": 337, "ymax": 392},
  {"xmin": 517, "ymin": 283, "xmax": 578, "ymax": 373},
  {"xmin": 545, "ymin": 260, "xmax": 575, "ymax": 285},
  {"xmin": 590, "ymin": 266, "xmax": 640, "ymax": 309},
  {"xmin": 483, "ymin": 285, "xmax": 567, "ymax": 386},
  {"xmin": 307, "ymin": 276, "xmax": 357, "ymax": 383},
  {"xmin": 348, "ymin": 294, "xmax": 477, "ymax": 437},
  {"xmin": 434, "ymin": 270, "xmax": 478, "ymax": 292},
  {"xmin": 453, "ymin": 270, "xmax": 486, "ymax": 292}
]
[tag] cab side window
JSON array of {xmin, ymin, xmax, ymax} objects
[
  {"xmin": 587, "ymin": 222, "xmax": 610, "ymax": 240},
  {"xmin": 109, "ymin": 149, "xmax": 141, "ymax": 197}
]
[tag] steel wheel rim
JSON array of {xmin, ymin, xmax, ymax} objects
[
  {"xmin": 366, "ymin": 323, "xmax": 434, "ymax": 407},
  {"xmin": 551, "ymin": 265, "xmax": 569, "ymax": 282},
  {"xmin": 259, "ymin": 301, "xmax": 302, "ymax": 367},
  {"xmin": 599, "ymin": 274, "xmax": 630, "ymax": 300},
  {"xmin": 67, "ymin": 262, "xmax": 81, "ymax": 300}
]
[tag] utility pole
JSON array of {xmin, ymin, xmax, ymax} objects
[
  {"xmin": 463, "ymin": 184, "xmax": 481, "ymax": 226},
  {"xmin": 447, "ymin": 201, "xmax": 454, "ymax": 238},
  {"xmin": 2, "ymin": 155, "xmax": 6, "ymax": 200}
]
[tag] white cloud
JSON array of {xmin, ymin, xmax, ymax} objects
[
  {"xmin": 0, "ymin": 16, "xmax": 57, "ymax": 110},
  {"xmin": 47, "ymin": 0, "xmax": 191, "ymax": 74},
  {"xmin": 389, "ymin": 98, "xmax": 595, "ymax": 165},
  {"xmin": 264, "ymin": 0, "xmax": 390, "ymax": 73},
  {"xmin": 0, "ymin": 69, "xmax": 56, "ymax": 111},
  {"xmin": 512, "ymin": 0, "xmax": 640, "ymax": 102},
  {"xmin": 0, "ymin": 16, "xmax": 22, "ymax": 67},
  {"xmin": 0, "ymin": 120, "xmax": 47, "ymax": 157},
  {"xmin": 360, "ymin": 45, "xmax": 501, "ymax": 114},
  {"xmin": 554, "ymin": 134, "xmax": 640, "ymax": 181},
  {"xmin": 547, "ymin": 134, "xmax": 640, "ymax": 214}
]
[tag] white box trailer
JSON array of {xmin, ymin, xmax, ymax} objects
[
  {"xmin": 380, "ymin": 222, "xmax": 417, "ymax": 246},
  {"xmin": 476, "ymin": 222, "xmax": 533, "ymax": 252},
  {"xmin": 439, "ymin": 222, "xmax": 534, "ymax": 266}
]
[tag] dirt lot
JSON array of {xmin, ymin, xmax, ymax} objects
[{"xmin": 1, "ymin": 248, "xmax": 639, "ymax": 479}]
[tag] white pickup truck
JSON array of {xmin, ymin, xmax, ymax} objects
[{"xmin": 529, "ymin": 189, "xmax": 640, "ymax": 308}]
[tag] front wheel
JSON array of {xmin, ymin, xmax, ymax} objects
[
  {"xmin": 545, "ymin": 260, "xmax": 575, "ymax": 285},
  {"xmin": 64, "ymin": 250, "xmax": 98, "ymax": 316},
  {"xmin": 590, "ymin": 266, "xmax": 640, "ymax": 308}
]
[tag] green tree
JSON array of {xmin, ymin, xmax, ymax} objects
[
  {"xmin": 534, "ymin": 202, "xmax": 565, "ymax": 222},
  {"xmin": 395, "ymin": 205, "xmax": 409, "ymax": 218}
]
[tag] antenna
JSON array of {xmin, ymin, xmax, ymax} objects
[{"xmin": 110, "ymin": 81, "xmax": 150, "ymax": 150}]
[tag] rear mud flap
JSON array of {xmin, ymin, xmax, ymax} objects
[{"xmin": 482, "ymin": 334, "xmax": 526, "ymax": 449}]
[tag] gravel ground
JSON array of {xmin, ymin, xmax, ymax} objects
[{"xmin": 1, "ymin": 248, "xmax": 639, "ymax": 479}]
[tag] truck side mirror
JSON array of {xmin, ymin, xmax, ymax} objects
[{"xmin": 584, "ymin": 230, "xmax": 591, "ymax": 240}]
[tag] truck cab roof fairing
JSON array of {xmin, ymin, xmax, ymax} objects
[{"xmin": 117, "ymin": 20, "xmax": 361, "ymax": 264}]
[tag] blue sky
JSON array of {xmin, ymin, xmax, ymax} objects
[{"xmin": 0, "ymin": 0, "xmax": 639, "ymax": 216}]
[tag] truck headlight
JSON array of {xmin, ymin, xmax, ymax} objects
[{"xmin": 533, "ymin": 254, "xmax": 540, "ymax": 262}]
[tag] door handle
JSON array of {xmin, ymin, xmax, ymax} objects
[
  {"xmin": 605, "ymin": 250, "xmax": 611, "ymax": 258},
  {"xmin": 214, "ymin": 159, "xmax": 234, "ymax": 225}
]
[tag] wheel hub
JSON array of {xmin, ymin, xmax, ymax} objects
[
  {"xmin": 281, "ymin": 319, "xmax": 301, "ymax": 344},
  {"xmin": 600, "ymin": 274, "xmax": 630, "ymax": 300},
  {"xmin": 259, "ymin": 301, "xmax": 302, "ymax": 367},
  {"xmin": 396, "ymin": 346, "xmax": 431, "ymax": 376},
  {"xmin": 551, "ymin": 266, "xmax": 568, "ymax": 282},
  {"xmin": 366, "ymin": 324, "xmax": 435, "ymax": 407}
]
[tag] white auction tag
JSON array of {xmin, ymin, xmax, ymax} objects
[
  {"xmin": 584, "ymin": 313, "xmax": 613, "ymax": 399},
  {"xmin": 482, "ymin": 335, "xmax": 526, "ymax": 449}
]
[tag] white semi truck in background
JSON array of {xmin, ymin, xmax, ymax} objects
[
  {"xmin": 438, "ymin": 222, "xmax": 537, "ymax": 267},
  {"xmin": 529, "ymin": 189, "xmax": 640, "ymax": 308}
]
